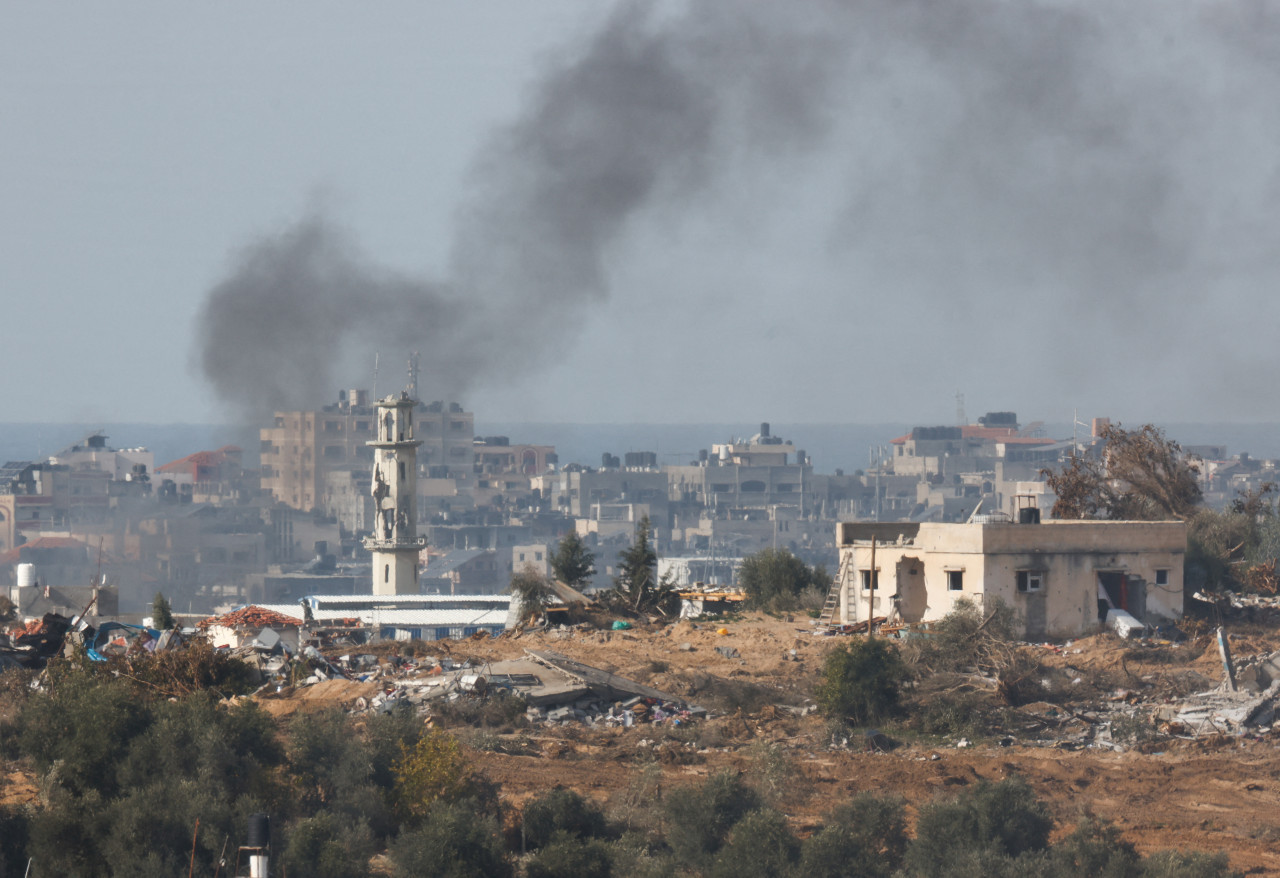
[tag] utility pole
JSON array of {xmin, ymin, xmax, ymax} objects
[{"xmin": 867, "ymin": 535, "xmax": 877, "ymax": 638}]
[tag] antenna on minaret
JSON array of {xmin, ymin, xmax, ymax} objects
[
  {"xmin": 407, "ymin": 351, "xmax": 420, "ymax": 400},
  {"xmin": 372, "ymin": 352, "xmax": 381, "ymax": 400},
  {"xmin": 955, "ymin": 392, "xmax": 966, "ymax": 426}
]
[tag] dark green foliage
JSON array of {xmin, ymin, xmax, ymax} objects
[
  {"xmin": 1046, "ymin": 818, "xmax": 1142, "ymax": 878},
  {"xmin": 612, "ymin": 516, "xmax": 679, "ymax": 616},
  {"xmin": 521, "ymin": 786, "xmax": 610, "ymax": 850},
  {"xmin": 18, "ymin": 661, "xmax": 151, "ymax": 796},
  {"xmin": 662, "ymin": 770, "xmax": 761, "ymax": 864},
  {"xmin": 799, "ymin": 793, "xmax": 907, "ymax": 878},
  {"xmin": 905, "ymin": 776, "xmax": 1052, "ymax": 877},
  {"xmin": 0, "ymin": 806, "xmax": 26, "ymax": 877},
  {"xmin": 280, "ymin": 812, "xmax": 377, "ymax": 878},
  {"xmin": 815, "ymin": 637, "xmax": 908, "ymax": 726},
  {"xmin": 286, "ymin": 708, "xmax": 418, "ymax": 839},
  {"xmin": 151, "ymin": 591, "xmax": 175, "ymax": 630},
  {"xmin": 14, "ymin": 662, "xmax": 291, "ymax": 875},
  {"xmin": 707, "ymin": 808, "xmax": 800, "ymax": 878},
  {"xmin": 389, "ymin": 802, "xmax": 511, "ymax": 878},
  {"xmin": 738, "ymin": 548, "xmax": 829, "ymax": 612},
  {"xmin": 526, "ymin": 831, "xmax": 614, "ymax": 878},
  {"xmin": 551, "ymin": 531, "xmax": 596, "ymax": 589}
]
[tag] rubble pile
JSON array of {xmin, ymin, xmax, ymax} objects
[{"xmin": 254, "ymin": 644, "xmax": 711, "ymax": 729}]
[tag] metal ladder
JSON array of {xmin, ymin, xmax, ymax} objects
[{"xmin": 817, "ymin": 552, "xmax": 851, "ymax": 628}]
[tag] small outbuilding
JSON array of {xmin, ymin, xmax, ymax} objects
[{"xmin": 835, "ymin": 518, "xmax": 1186, "ymax": 640}]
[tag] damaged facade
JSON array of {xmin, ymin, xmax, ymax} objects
[{"xmin": 836, "ymin": 519, "xmax": 1186, "ymax": 639}]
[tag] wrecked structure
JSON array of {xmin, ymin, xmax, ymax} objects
[{"xmin": 836, "ymin": 519, "xmax": 1186, "ymax": 639}]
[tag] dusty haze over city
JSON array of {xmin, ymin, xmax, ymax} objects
[{"xmin": 4, "ymin": 1, "xmax": 1279, "ymax": 428}]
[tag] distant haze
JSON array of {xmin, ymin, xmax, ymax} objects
[{"xmin": 5, "ymin": 3, "xmax": 1279, "ymax": 426}]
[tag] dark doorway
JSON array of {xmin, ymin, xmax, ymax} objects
[{"xmin": 1097, "ymin": 571, "xmax": 1144, "ymax": 622}]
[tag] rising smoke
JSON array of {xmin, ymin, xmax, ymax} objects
[{"xmin": 196, "ymin": 1, "xmax": 1280, "ymax": 421}]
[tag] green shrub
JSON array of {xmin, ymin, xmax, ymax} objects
[
  {"xmin": 739, "ymin": 548, "xmax": 830, "ymax": 612},
  {"xmin": 389, "ymin": 802, "xmax": 511, "ymax": 878},
  {"xmin": 522, "ymin": 786, "xmax": 610, "ymax": 850},
  {"xmin": 1046, "ymin": 818, "xmax": 1142, "ymax": 878},
  {"xmin": 662, "ymin": 770, "xmax": 761, "ymax": 864},
  {"xmin": 708, "ymin": 808, "xmax": 800, "ymax": 878},
  {"xmin": 815, "ymin": 637, "xmax": 908, "ymax": 726},
  {"xmin": 905, "ymin": 776, "xmax": 1052, "ymax": 877},
  {"xmin": 526, "ymin": 831, "xmax": 614, "ymax": 878},
  {"xmin": 280, "ymin": 812, "xmax": 376, "ymax": 878}
]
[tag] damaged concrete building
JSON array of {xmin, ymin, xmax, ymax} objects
[{"xmin": 835, "ymin": 518, "xmax": 1186, "ymax": 640}]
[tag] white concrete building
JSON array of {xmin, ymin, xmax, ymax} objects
[{"xmin": 835, "ymin": 519, "xmax": 1186, "ymax": 640}]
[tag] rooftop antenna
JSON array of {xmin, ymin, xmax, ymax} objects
[
  {"xmin": 956, "ymin": 392, "xmax": 966, "ymax": 426},
  {"xmin": 407, "ymin": 351, "xmax": 420, "ymax": 399},
  {"xmin": 372, "ymin": 352, "xmax": 381, "ymax": 401}
]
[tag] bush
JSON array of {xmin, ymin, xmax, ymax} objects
[
  {"xmin": 389, "ymin": 802, "xmax": 511, "ymax": 878},
  {"xmin": 739, "ymin": 548, "xmax": 830, "ymax": 612},
  {"xmin": 526, "ymin": 831, "xmax": 614, "ymax": 878},
  {"xmin": 916, "ymin": 598, "xmax": 1019, "ymax": 672},
  {"xmin": 815, "ymin": 637, "xmax": 908, "ymax": 726},
  {"xmin": 522, "ymin": 786, "xmax": 610, "ymax": 850},
  {"xmin": 393, "ymin": 730, "xmax": 478, "ymax": 820},
  {"xmin": 708, "ymin": 808, "xmax": 800, "ymax": 878},
  {"xmin": 905, "ymin": 776, "xmax": 1051, "ymax": 877},
  {"xmin": 663, "ymin": 771, "xmax": 761, "ymax": 864},
  {"xmin": 1046, "ymin": 818, "xmax": 1141, "ymax": 878},
  {"xmin": 280, "ymin": 812, "xmax": 376, "ymax": 878}
]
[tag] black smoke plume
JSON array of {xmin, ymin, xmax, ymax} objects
[{"xmin": 197, "ymin": 1, "xmax": 1280, "ymax": 421}]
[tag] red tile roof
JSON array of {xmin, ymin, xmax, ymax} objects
[{"xmin": 197, "ymin": 605, "xmax": 303, "ymax": 630}]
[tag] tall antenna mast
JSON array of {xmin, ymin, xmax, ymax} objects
[
  {"xmin": 407, "ymin": 351, "xmax": 420, "ymax": 399},
  {"xmin": 955, "ymin": 391, "xmax": 966, "ymax": 426},
  {"xmin": 372, "ymin": 352, "xmax": 381, "ymax": 400}
]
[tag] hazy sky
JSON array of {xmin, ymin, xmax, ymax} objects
[{"xmin": 5, "ymin": 1, "xmax": 1280, "ymax": 428}]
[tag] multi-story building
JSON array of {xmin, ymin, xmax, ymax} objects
[
  {"xmin": 259, "ymin": 389, "xmax": 377, "ymax": 512},
  {"xmin": 260, "ymin": 392, "xmax": 476, "ymax": 515}
]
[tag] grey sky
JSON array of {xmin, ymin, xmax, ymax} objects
[{"xmin": 4, "ymin": 2, "xmax": 1280, "ymax": 428}]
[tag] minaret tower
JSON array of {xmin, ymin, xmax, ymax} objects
[{"xmin": 364, "ymin": 392, "xmax": 425, "ymax": 594}]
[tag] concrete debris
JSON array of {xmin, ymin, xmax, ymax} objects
[
  {"xmin": 1106, "ymin": 609, "xmax": 1146, "ymax": 639},
  {"xmin": 261, "ymin": 646, "xmax": 712, "ymax": 728}
]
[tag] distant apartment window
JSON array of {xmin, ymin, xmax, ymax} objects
[
  {"xmin": 385, "ymin": 564, "xmax": 390, "ymax": 583},
  {"xmin": 1016, "ymin": 570, "xmax": 1043, "ymax": 593},
  {"xmin": 399, "ymin": 462, "xmax": 406, "ymax": 480},
  {"xmin": 947, "ymin": 570, "xmax": 964, "ymax": 591},
  {"xmin": 1155, "ymin": 569, "xmax": 1170, "ymax": 586},
  {"xmin": 324, "ymin": 421, "xmax": 341, "ymax": 432},
  {"xmin": 535, "ymin": 551, "xmax": 543, "ymax": 561},
  {"xmin": 860, "ymin": 569, "xmax": 880, "ymax": 590},
  {"xmin": 451, "ymin": 421, "xmax": 466, "ymax": 431},
  {"xmin": 518, "ymin": 553, "xmax": 525, "ymax": 562},
  {"xmin": 323, "ymin": 446, "xmax": 344, "ymax": 460},
  {"xmin": 356, "ymin": 421, "xmax": 369, "ymax": 431}
]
